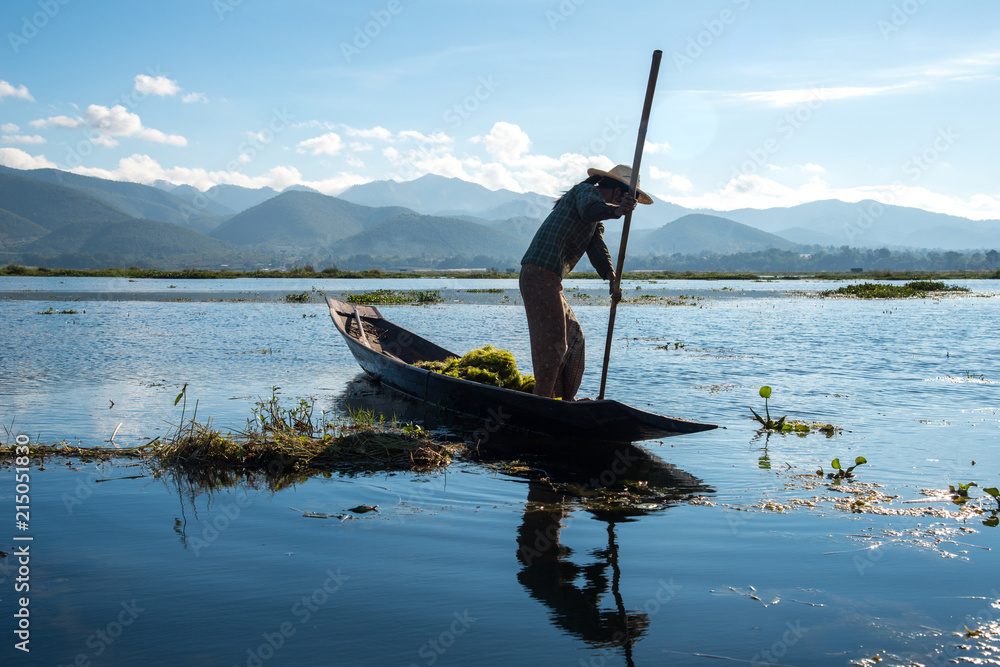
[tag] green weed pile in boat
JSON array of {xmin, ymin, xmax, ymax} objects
[{"xmin": 415, "ymin": 345, "xmax": 535, "ymax": 393}]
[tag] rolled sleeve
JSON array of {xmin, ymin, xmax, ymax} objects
[{"xmin": 585, "ymin": 223, "xmax": 614, "ymax": 278}]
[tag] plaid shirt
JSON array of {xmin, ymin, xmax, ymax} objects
[{"xmin": 520, "ymin": 183, "xmax": 615, "ymax": 279}]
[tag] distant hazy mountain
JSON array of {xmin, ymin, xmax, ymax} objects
[
  {"xmin": 0, "ymin": 172, "xmax": 133, "ymax": 230},
  {"xmin": 201, "ymin": 184, "xmax": 281, "ymax": 213},
  {"xmin": 282, "ymin": 184, "xmax": 321, "ymax": 194},
  {"xmin": 211, "ymin": 191, "xmax": 414, "ymax": 247},
  {"xmin": 774, "ymin": 226, "xmax": 842, "ymax": 247},
  {"xmin": 22, "ymin": 219, "xmax": 234, "ymax": 257},
  {"xmin": 713, "ymin": 199, "xmax": 1000, "ymax": 250},
  {"xmin": 0, "ymin": 208, "xmax": 47, "ymax": 243},
  {"xmin": 340, "ymin": 173, "xmax": 552, "ymax": 219},
  {"xmin": 0, "ymin": 166, "xmax": 212, "ymax": 227},
  {"xmin": 340, "ymin": 174, "xmax": 702, "ymax": 230},
  {"xmin": 639, "ymin": 214, "xmax": 803, "ymax": 255},
  {"xmin": 4, "ymin": 164, "xmax": 1000, "ymax": 268},
  {"xmin": 330, "ymin": 213, "xmax": 525, "ymax": 261},
  {"xmin": 151, "ymin": 180, "xmax": 281, "ymax": 215},
  {"xmin": 164, "ymin": 183, "xmax": 238, "ymax": 217},
  {"xmin": 482, "ymin": 216, "xmax": 542, "ymax": 243}
]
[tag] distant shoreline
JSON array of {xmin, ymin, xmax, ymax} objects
[{"xmin": 2, "ymin": 265, "xmax": 999, "ymax": 281}]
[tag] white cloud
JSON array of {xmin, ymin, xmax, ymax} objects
[
  {"xmin": 65, "ymin": 153, "xmax": 369, "ymax": 197},
  {"xmin": 344, "ymin": 125, "xmax": 393, "ymax": 142},
  {"xmin": 297, "ymin": 132, "xmax": 344, "ymax": 156},
  {"xmin": 644, "ymin": 140, "xmax": 672, "ymax": 154},
  {"xmin": 31, "ymin": 114, "xmax": 81, "ymax": 129},
  {"xmin": 86, "ymin": 105, "xmax": 187, "ymax": 146},
  {"xmin": 2, "ymin": 123, "xmax": 18, "ymax": 133},
  {"xmin": 68, "ymin": 153, "xmax": 305, "ymax": 192},
  {"xmin": 767, "ymin": 163, "xmax": 826, "ymax": 174},
  {"xmin": 246, "ymin": 130, "xmax": 271, "ymax": 144},
  {"xmin": 649, "ymin": 166, "xmax": 693, "ymax": 192},
  {"xmin": 379, "ymin": 123, "xmax": 620, "ymax": 197},
  {"xmin": 475, "ymin": 162, "xmax": 523, "ymax": 192},
  {"xmin": 0, "ymin": 147, "xmax": 56, "ymax": 169},
  {"xmin": 31, "ymin": 105, "xmax": 186, "ymax": 147},
  {"xmin": 134, "ymin": 74, "xmax": 180, "ymax": 96},
  {"xmin": 397, "ymin": 130, "xmax": 452, "ymax": 145},
  {"xmin": 291, "ymin": 120, "xmax": 337, "ymax": 131},
  {"xmin": 735, "ymin": 86, "xmax": 894, "ymax": 107},
  {"xmin": 0, "ymin": 81, "xmax": 34, "ymax": 102},
  {"xmin": 300, "ymin": 173, "xmax": 372, "ymax": 195},
  {"xmin": 385, "ymin": 146, "xmax": 475, "ymax": 182},
  {"xmin": 182, "ymin": 92, "xmax": 208, "ymax": 104},
  {"xmin": 476, "ymin": 121, "xmax": 531, "ymax": 163},
  {"xmin": 2, "ymin": 134, "xmax": 45, "ymax": 145}
]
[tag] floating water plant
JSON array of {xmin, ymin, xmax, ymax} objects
[
  {"xmin": 983, "ymin": 488, "xmax": 1000, "ymax": 527},
  {"xmin": 1, "ymin": 387, "xmax": 463, "ymax": 491},
  {"xmin": 821, "ymin": 281, "xmax": 969, "ymax": 299},
  {"xmin": 284, "ymin": 291, "xmax": 312, "ymax": 303},
  {"xmin": 817, "ymin": 456, "xmax": 867, "ymax": 483},
  {"xmin": 749, "ymin": 387, "xmax": 839, "ymax": 436},
  {"xmin": 779, "ymin": 421, "xmax": 840, "ymax": 437},
  {"xmin": 36, "ymin": 307, "xmax": 80, "ymax": 315},
  {"xmin": 154, "ymin": 388, "xmax": 462, "ymax": 491},
  {"xmin": 949, "ymin": 481, "xmax": 977, "ymax": 504},
  {"xmin": 750, "ymin": 386, "xmax": 786, "ymax": 430},
  {"xmin": 415, "ymin": 345, "xmax": 534, "ymax": 392},
  {"xmin": 346, "ymin": 289, "xmax": 441, "ymax": 305}
]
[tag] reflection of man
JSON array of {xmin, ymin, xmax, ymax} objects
[{"xmin": 515, "ymin": 480, "xmax": 649, "ymax": 650}]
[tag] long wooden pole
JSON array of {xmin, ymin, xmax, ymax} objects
[{"xmin": 598, "ymin": 49, "xmax": 662, "ymax": 401}]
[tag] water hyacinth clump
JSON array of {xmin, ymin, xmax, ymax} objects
[
  {"xmin": 415, "ymin": 345, "xmax": 535, "ymax": 393},
  {"xmin": 822, "ymin": 281, "xmax": 970, "ymax": 299}
]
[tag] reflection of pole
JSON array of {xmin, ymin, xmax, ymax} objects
[{"xmin": 608, "ymin": 522, "xmax": 634, "ymax": 667}]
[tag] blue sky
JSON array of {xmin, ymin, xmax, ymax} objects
[{"xmin": 2, "ymin": 0, "xmax": 998, "ymax": 219}]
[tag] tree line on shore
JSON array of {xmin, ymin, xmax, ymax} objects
[{"xmin": 2, "ymin": 245, "xmax": 999, "ymax": 276}]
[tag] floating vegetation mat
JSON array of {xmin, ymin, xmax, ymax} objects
[
  {"xmin": 756, "ymin": 420, "xmax": 843, "ymax": 437},
  {"xmin": 623, "ymin": 293, "xmax": 703, "ymax": 306},
  {"xmin": 345, "ymin": 289, "xmax": 441, "ymax": 305},
  {"xmin": 1, "ymin": 391, "xmax": 464, "ymax": 492},
  {"xmin": 482, "ymin": 457, "xmax": 708, "ymax": 515},
  {"xmin": 820, "ymin": 280, "xmax": 970, "ymax": 299},
  {"xmin": 415, "ymin": 344, "xmax": 535, "ymax": 393},
  {"xmin": 697, "ymin": 470, "xmax": 1000, "ymax": 559}
]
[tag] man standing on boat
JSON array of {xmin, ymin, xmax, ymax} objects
[{"xmin": 519, "ymin": 164, "xmax": 652, "ymax": 400}]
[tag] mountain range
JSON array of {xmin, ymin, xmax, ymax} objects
[{"xmin": 1, "ymin": 164, "xmax": 998, "ymax": 270}]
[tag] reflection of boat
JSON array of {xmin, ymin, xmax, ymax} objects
[
  {"xmin": 504, "ymin": 441, "xmax": 711, "ymax": 664},
  {"xmin": 335, "ymin": 371, "xmax": 712, "ymax": 665},
  {"xmin": 327, "ymin": 298, "xmax": 717, "ymax": 443}
]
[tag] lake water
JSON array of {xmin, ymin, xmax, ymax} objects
[{"xmin": 2, "ymin": 276, "xmax": 1000, "ymax": 666}]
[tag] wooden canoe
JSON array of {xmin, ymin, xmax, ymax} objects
[{"xmin": 327, "ymin": 297, "xmax": 717, "ymax": 443}]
